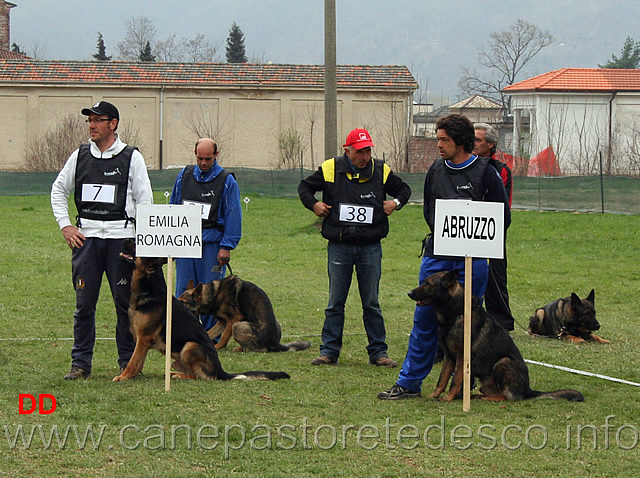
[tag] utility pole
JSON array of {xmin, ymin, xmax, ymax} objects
[{"xmin": 324, "ymin": 0, "xmax": 338, "ymax": 160}]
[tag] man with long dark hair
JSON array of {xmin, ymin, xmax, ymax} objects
[{"xmin": 379, "ymin": 114, "xmax": 511, "ymax": 400}]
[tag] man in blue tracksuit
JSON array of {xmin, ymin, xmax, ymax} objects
[
  {"xmin": 378, "ymin": 114, "xmax": 511, "ymax": 400},
  {"xmin": 170, "ymin": 138, "xmax": 242, "ymax": 330}
]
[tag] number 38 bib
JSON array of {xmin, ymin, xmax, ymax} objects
[{"xmin": 338, "ymin": 203, "xmax": 374, "ymax": 224}]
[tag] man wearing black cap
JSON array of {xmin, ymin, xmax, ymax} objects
[
  {"xmin": 51, "ymin": 101, "xmax": 153, "ymax": 380},
  {"xmin": 298, "ymin": 128, "xmax": 411, "ymax": 367}
]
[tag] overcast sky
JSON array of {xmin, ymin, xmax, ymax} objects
[{"xmin": 9, "ymin": 0, "xmax": 640, "ymax": 105}]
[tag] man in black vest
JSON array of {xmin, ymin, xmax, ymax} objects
[
  {"xmin": 170, "ymin": 138, "xmax": 242, "ymax": 331},
  {"xmin": 51, "ymin": 101, "xmax": 153, "ymax": 380},
  {"xmin": 379, "ymin": 114, "xmax": 511, "ymax": 400},
  {"xmin": 298, "ymin": 128, "xmax": 411, "ymax": 367},
  {"xmin": 474, "ymin": 123, "xmax": 515, "ymax": 331}
]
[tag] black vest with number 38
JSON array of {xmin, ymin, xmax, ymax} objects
[{"xmin": 321, "ymin": 158, "xmax": 388, "ymax": 245}]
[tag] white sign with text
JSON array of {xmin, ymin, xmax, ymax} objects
[
  {"xmin": 135, "ymin": 204, "xmax": 202, "ymax": 258},
  {"xmin": 433, "ymin": 199, "xmax": 504, "ymax": 259}
]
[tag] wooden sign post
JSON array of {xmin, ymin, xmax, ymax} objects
[
  {"xmin": 135, "ymin": 204, "xmax": 202, "ymax": 391},
  {"xmin": 433, "ymin": 199, "xmax": 504, "ymax": 411}
]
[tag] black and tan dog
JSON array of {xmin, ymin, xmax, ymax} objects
[
  {"xmin": 408, "ymin": 270, "xmax": 584, "ymax": 402},
  {"xmin": 178, "ymin": 277, "xmax": 311, "ymax": 353},
  {"xmin": 113, "ymin": 245, "xmax": 289, "ymax": 382},
  {"xmin": 528, "ymin": 290, "xmax": 609, "ymax": 343}
]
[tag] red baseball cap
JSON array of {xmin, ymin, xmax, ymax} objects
[{"xmin": 343, "ymin": 128, "xmax": 375, "ymax": 150}]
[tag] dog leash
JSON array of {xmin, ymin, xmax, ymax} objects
[{"xmin": 212, "ymin": 260, "xmax": 233, "ymax": 276}]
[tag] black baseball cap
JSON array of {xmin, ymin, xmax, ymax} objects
[{"xmin": 81, "ymin": 101, "xmax": 119, "ymax": 120}]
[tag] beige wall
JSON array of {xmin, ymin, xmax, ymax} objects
[{"xmin": 0, "ymin": 84, "xmax": 412, "ymax": 171}]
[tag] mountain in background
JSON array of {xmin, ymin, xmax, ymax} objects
[{"xmin": 9, "ymin": 0, "xmax": 639, "ymax": 106}]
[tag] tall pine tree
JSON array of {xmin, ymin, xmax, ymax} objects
[
  {"xmin": 11, "ymin": 43, "xmax": 26, "ymax": 55},
  {"xmin": 93, "ymin": 33, "xmax": 112, "ymax": 61},
  {"xmin": 225, "ymin": 22, "xmax": 247, "ymax": 63},
  {"xmin": 599, "ymin": 37, "xmax": 640, "ymax": 69},
  {"xmin": 139, "ymin": 41, "xmax": 156, "ymax": 62}
]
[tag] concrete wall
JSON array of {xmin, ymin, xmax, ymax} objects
[{"xmin": 0, "ymin": 84, "xmax": 412, "ymax": 172}]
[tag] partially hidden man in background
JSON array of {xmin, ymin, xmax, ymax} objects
[
  {"xmin": 51, "ymin": 101, "xmax": 153, "ymax": 380},
  {"xmin": 170, "ymin": 138, "xmax": 242, "ymax": 330},
  {"xmin": 379, "ymin": 114, "xmax": 511, "ymax": 400},
  {"xmin": 298, "ymin": 128, "xmax": 411, "ymax": 367},
  {"xmin": 473, "ymin": 122, "xmax": 514, "ymax": 332}
]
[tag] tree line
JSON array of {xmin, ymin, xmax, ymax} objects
[{"xmin": 13, "ymin": 17, "xmax": 248, "ymax": 64}]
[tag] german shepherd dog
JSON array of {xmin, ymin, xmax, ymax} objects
[
  {"xmin": 113, "ymin": 244, "xmax": 290, "ymax": 382},
  {"xmin": 408, "ymin": 271, "xmax": 584, "ymax": 402},
  {"xmin": 178, "ymin": 277, "xmax": 311, "ymax": 353},
  {"xmin": 528, "ymin": 290, "xmax": 609, "ymax": 343}
]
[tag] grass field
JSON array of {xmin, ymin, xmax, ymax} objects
[{"xmin": 1, "ymin": 194, "xmax": 639, "ymax": 477}]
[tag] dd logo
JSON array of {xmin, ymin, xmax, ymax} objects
[{"xmin": 18, "ymin": 394, "xmax": 57, "ymax": 415}]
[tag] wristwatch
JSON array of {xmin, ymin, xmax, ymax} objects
[{"xmin": 393, "ymin": 198, "xmax": 402, "ymax": 210}]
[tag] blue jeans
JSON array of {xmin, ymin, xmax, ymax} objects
[
  {"xmin": 396, "ymin": 256, "xmax": 488, "ymax": 393},
  {"xmin": 319, "ymin": 241, "xmax": 388, "ymax": 362}
]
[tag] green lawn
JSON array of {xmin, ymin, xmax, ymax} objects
[{"xmin": 0, "ymin": 194, "xmax": 638, "ymax": 477}]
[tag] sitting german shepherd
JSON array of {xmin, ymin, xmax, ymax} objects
[
  {"xmin": 178, "ymin": 276, "xmax": 311, "ymax": 353},
  {"xmin": 113, "ymin": 244, "xmax": 289, "ymax": 382},
  {"xmin": 408, "ymin": 270, "xmax": 584, "ymax": 402},
  {"xmin": 528, "ymin": 290, "xmax": 609, "ymax": 343}
]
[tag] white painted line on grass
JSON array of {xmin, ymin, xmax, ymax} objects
[{"xmin": 525, "ymin": 359, "xmax": 640, "ymax": 387}]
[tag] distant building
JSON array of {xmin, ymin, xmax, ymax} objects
[
  {"xmin": 0, "ymin": 2, "xmax": 418, "ymax": 171},
  {"xmin": 0, "ymin": 59, "xmax": 417, "ymax": 171},
  {"xmin": 448, "ymin": 94, "xmax": 504, "ymax": 124},
  {"xmin": 505, "ymin": 68, "xmax": 640, "ymax": 175}
]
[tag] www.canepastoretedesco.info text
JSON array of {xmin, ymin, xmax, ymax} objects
[{"xmin": 3, "ymin": 416, "xmax": 638, "ymax": 458}]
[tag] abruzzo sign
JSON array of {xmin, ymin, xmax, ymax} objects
[
  {"xmin": 433, "ymin": 199, "xmax": 504, "ymax": 412},
  {"xmin": 135, "ymin": 204, "xmax": 202, "ymax": 258},
  {"xmin": 434, "ymin": 199, "xmax": 504, "ymax": 260}
]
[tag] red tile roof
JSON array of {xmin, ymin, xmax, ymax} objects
[
  {"xmin": 0, "ymin": 49, "xmax": 29, "ymax": 59},
  {"xmin": 505, "ymin": 68, "xmax": 640, "ymax": 93},
  {"xmin": 0, "ymin": 59, "xmax": 418, "ymax": 90}
]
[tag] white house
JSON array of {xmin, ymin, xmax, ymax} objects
[{"xmin": 505, "ymin": 68, "xmax": 640, "ymax": 175}]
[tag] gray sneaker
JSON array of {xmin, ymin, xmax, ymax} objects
[
  {"xmin": 64, "ymin": 366, "xmax": 90, "ymax": 380},
  {"xmin": 377, "ymin": 383, "xmax": 420, "ymax": 400}
]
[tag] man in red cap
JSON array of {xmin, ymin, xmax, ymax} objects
[{"xmin": 298, "ymin": 128, "xmax": 411, "ymax": 367}]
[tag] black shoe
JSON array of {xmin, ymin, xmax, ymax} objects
[
  {"xmin": 64, "ymin": 366, "xmax": 90, "ymax": 380},
  {"xmin": 377, "ymin": 383, "xmax": 420, "ymax": 400}
]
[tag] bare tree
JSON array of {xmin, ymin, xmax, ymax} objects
[
  {"xmin": 182, "ymin": 106, "xmax": 230, "ymax": 162},
  {"xmin": 412, "ymin": 71, "xmax": 431, "ymax": 105},
  {"xmin": 23, "ymin": 115, "xmax": 87, "ymax": 172},
  {"xmin": 182, "ymin": 34, "xmax": 221, "ymax": 63},
  {"xmin": 458, "ymin": 19, "xmax": 554, "ymax": 114},
  {"xmin": 274, "ymin": 128, "xmax": 306, "ymax": 169},
  {"xmin": 154, "ymin": 34, "xmax": 181, "ymax": 62},
  {"xmin": 302, "ymin": 102, "xmax": 321, "ymax": 170},
  {"xmin": 116, "ymin": 16, "xmax": 157, "ymax": 60}
]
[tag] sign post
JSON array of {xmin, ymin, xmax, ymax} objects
[
  {"xmin": 433, "ymin": 199, "xmax": 504, "ymax": 411},
  {"xmin": 135, "ymin": 204, "xmax": 202, "ymax": 391}
]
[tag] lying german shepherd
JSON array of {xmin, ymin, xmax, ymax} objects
[
  {"xmin": 113, "ymin": 244, "xmax": 289, "ymax": 382},
  {"xmin": 528, "ymin": 290, "xmax": 609, "ymax": 343},
  {"xmin": 408, "ymin": 270, "xmax": 584, "ymax": 402},
  {"xmin": 178, "ymin": 276, "xmax": 311, "ymax": 353}
]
